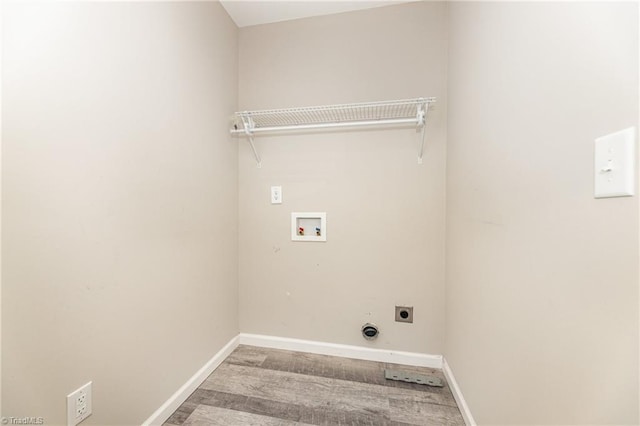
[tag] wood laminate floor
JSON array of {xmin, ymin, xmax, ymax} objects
[{"xmin": 164, "ymin": 345, "xmax": 465, "ymax": 426}]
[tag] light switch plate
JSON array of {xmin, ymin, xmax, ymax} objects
[{"xmin": 594, "ymin": 127, "xmax": 636, "ymax": 198}]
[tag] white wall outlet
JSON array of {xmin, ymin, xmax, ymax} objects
[
  {"xmin": 594, "ymin": 127, "xmax": 636, "ymax": 198},
  {"xmin": 67, "ymin": 381, "xmax": 92, "ymax": 426},
  {"xmin": 271, "ymin": 186, "xmax": 282, "ymax": 204}
]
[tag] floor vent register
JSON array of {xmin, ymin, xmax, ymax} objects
[{"xmin": 384, "ymin": 369, "xmax": 444, "ymax": 387}]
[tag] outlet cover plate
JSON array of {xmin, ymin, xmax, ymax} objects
[
  {"xmin": 271, "ymin": 186, "xmax": 282, "ymax": 204},
  {"xmin": 67, "ymin": 381, "xmax": 92, "ymax": 426}
]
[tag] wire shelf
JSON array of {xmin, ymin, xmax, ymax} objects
[
  {"xmin": 231, "ymin": 98, "xmax": 434, "ymax": 133},
  {"xmin": 230, "ymin": 97, "xmax": 436, "ymax": 167}
]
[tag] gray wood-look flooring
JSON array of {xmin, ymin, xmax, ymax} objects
[{"xmin": 164, "ymin": 345, "xmax": 464, "ymax": 426}]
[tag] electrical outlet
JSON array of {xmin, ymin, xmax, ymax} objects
[
  {"xmin": 271, "ymin": 186, "xmax": 282, "ymax": 204},
  {"xmin": 77, "ymin": 392, "xmax": 86, "ymax": 407},
  {"xmin": 67, "ymin": 382, "xmax": 92, "ymax": 426},
  {"xmin": 395, "ymin": 306, "xmax": 413, "ymax": 323}
]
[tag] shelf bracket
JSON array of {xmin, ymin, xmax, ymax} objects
[
  {"xmin": 417, "ymin": 102, "xmax": 429, "ymax": 165},
  {"xmin": 240, "ymin": 114, "xmax": 262, "ymax": 168}
]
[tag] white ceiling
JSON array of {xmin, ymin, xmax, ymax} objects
[{"xmin": 220, "ymin": 0, "xmax": 416, "ymax": 28}]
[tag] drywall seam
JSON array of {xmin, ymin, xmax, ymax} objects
[
  {"xmin": 141, "ymin": 335, "xmax": 240, "ymax": 426},
  {"xmin": 443, "ymin": 358, "xmax": 476, "ymax": 426},
  {"xmin": 238, "ymin": 333, "xmax": 443, "ymax": 368}
]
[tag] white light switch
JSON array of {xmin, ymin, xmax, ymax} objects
[
  {"xmin": 271, "ymin": 186, "xmax": 282, "ymax": 204},
  {"xmin": 594, "ymin": 127, "xmax": 636, "ymax": 198}
]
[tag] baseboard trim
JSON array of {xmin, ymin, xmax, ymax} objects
[
  {"xmin": 142, "ymin": 335, "xmax": 240, "ymax": 426},
  {"xmin": 443, "ymin": 358, "xmax": 476, "ymax": 426},
  {"xmin": 238, "ymin": 333, "xmax": 442, "ymax": 369}
]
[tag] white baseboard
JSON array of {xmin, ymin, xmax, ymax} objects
[
  {"xmin": 443, "ymin": 358, "xmax": 476, "ymax": 426},
  {"xmin": 142, "ymin": 335, "xmax": 240, "ymax": 426},
  {"xmin": 238, "ymin": 333, "xmax": 442, "ymax": 369}
]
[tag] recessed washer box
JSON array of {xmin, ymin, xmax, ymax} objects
[{"xmin": 291, "ymin": 212, "xmax": 327, "ymax": 242}]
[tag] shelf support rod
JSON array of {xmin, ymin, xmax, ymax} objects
[
  {"xmin": 417, "ymin": 102, "xmax": 429, "ymax": 165},
  {"xmin": 248, "ymin": 134, "xmax": 261, "ymax": 168},
  {"xmin": 241, "ymin": 114, "xmax": 262, "ymax": 168},
  {"xmin": 230, "ymin": 117, "xmax": 419, "ymax": 135}
]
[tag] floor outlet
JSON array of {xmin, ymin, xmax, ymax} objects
[{"xmin": 67, "ymin": 381, "xmax": 92, "ymax": 426}]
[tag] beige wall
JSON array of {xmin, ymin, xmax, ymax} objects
[
  {"xmin": 446, "ymin": 2, "xmax": 639, "ymax": 425},
  {"xmin": 238, "ymin": 2, "xmax": 448, "ymax": 354},
  {"xmin": 2, "ymin": 2, "xmax": 238, "ymax": 424},
  {"xmin": 3, "ymin": 2, "xmax": 638, "ymax": 425}
]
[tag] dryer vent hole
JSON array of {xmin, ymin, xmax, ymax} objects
[{"xmin": 361, "ymin": 323, "xmax": 379, "ymax": 340}]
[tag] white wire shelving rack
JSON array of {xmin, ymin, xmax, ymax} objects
[{"xmin": 230, "ymin": 97, "xmax": 436, "ymax": 167}]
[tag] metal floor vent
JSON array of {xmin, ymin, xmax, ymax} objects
[{"xmin": 384, "ymin": 369, "xmax": 444, "ymax": 387}]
